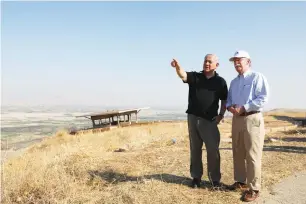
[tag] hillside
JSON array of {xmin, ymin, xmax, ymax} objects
[{"xmin": 2, "ymin": 115, "xmax": 306, "ymax": 204}]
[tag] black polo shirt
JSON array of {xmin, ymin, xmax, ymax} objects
[{"xmin": 183, "ymin": 71, "xmax": 228, "ymax": 120}]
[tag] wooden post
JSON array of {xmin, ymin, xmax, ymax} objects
[
  {"xmin": 117, "ymin": 115, "xmax": 120, "ymax": 127},
  {"xmin": 135, "ymin": 112, "xmax": 138, "ymax": 123},
  {"xmin": 128, "ymin": 114, "xmax": 131, "ymax": 125},
  {"xmin": 91, "ymin": 119, "xmax": 96, "ymax": 128}
]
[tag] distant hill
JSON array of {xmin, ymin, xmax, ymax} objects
[
  {"xmin": 268, "ymin": 108, "xmax": 306, "ymax": 113},
  {"xmin": 264, "ymin": 108, "xmax": 306, "ymax": 118}
]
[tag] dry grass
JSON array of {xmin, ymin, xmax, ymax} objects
[{"xmin": 2, "ymin": 119, "xmax": 306, "ymax": 204}]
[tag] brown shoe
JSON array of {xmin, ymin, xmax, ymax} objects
[
  {"xmin": 242, "ymin": 190, "xmax": 259, "ymax": 202},
  {"xmin": 228, "ymin": 182, "xmax": 249, "ymax": 191}
]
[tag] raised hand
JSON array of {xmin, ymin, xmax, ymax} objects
[
  {"xmin": 171, "ymin": 58, "xmax": 187, "ymax": 81},
  {"xmin": 171, "ymin": 59, "xmax": 180, "ymax": 69}
]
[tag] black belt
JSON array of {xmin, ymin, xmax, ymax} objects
[{"xmin": 239, "ymin": 111, "xmax": 260, "ymax": 116}]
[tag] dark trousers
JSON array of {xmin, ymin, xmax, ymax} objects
[{"xmin": 187, "ymin": 114, "xmax": 221, "ymax": 182}]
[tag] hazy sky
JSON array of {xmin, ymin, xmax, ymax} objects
[{"xmin": 2, "ymin": 2, "xmax": 306, "ymax": 110}]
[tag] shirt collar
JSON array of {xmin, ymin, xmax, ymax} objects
[
  {"xmin": 200, "ymin": 71, "xmax": 218, "ymax": 78},
  {"xmin": 238, "ymin": 69, "xmax": 252, "ymax": 78}
]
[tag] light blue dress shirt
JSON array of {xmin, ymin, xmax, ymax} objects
[{"xmin": 226, "ymin": 70, "xmax": 269, "ymax": 112}]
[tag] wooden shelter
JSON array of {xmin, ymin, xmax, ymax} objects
[{"xmin": 76, "ymin": 107, "xmax": 150, "ymax": 128}]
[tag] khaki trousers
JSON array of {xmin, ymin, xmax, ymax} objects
[{"xmin": 232, "ymin": 112, "xmax": 265, "ymax": 191}]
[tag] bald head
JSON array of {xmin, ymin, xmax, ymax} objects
[{"xmin": 203, "ymin": 54, "xmax": 219, "ymax": 73}]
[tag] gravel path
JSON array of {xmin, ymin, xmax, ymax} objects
[{"xmin": 262, "ymin": 171, "xmax": 306, "ymax": 204}]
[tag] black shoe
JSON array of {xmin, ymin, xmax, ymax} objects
[
  {"xmin": 211, "ymin": 181, "xmax": 225, "ymax": 191},
  {"xmin": 212, "ymin": 181, "xmax": 221, "ymax": 187},
  {"xmin": 191, "ymin": 178, "xmax": 201, "ymax": 188}
]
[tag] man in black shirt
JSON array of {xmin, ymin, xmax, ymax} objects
[{"xmin": 171, "ymin": 54, "xmax": 228, "ymax": 188}]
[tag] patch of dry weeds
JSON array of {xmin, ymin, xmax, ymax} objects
[{"xmin": 2, "ymin": 123, "xmax": 305, "ymax": 204}]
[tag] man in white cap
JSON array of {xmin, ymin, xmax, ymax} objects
[{"xmin": 226, "ymin": 50, "xmax": 269, "ymax": 202}]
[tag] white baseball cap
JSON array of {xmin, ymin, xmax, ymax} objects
[{"xmin": 229, "ymin": 50, "xmax": 251, "ymax": 61}]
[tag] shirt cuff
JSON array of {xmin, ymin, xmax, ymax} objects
[{"xmin": 243, "ymin": 104, "xmax": 251, "ymax": 112}]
